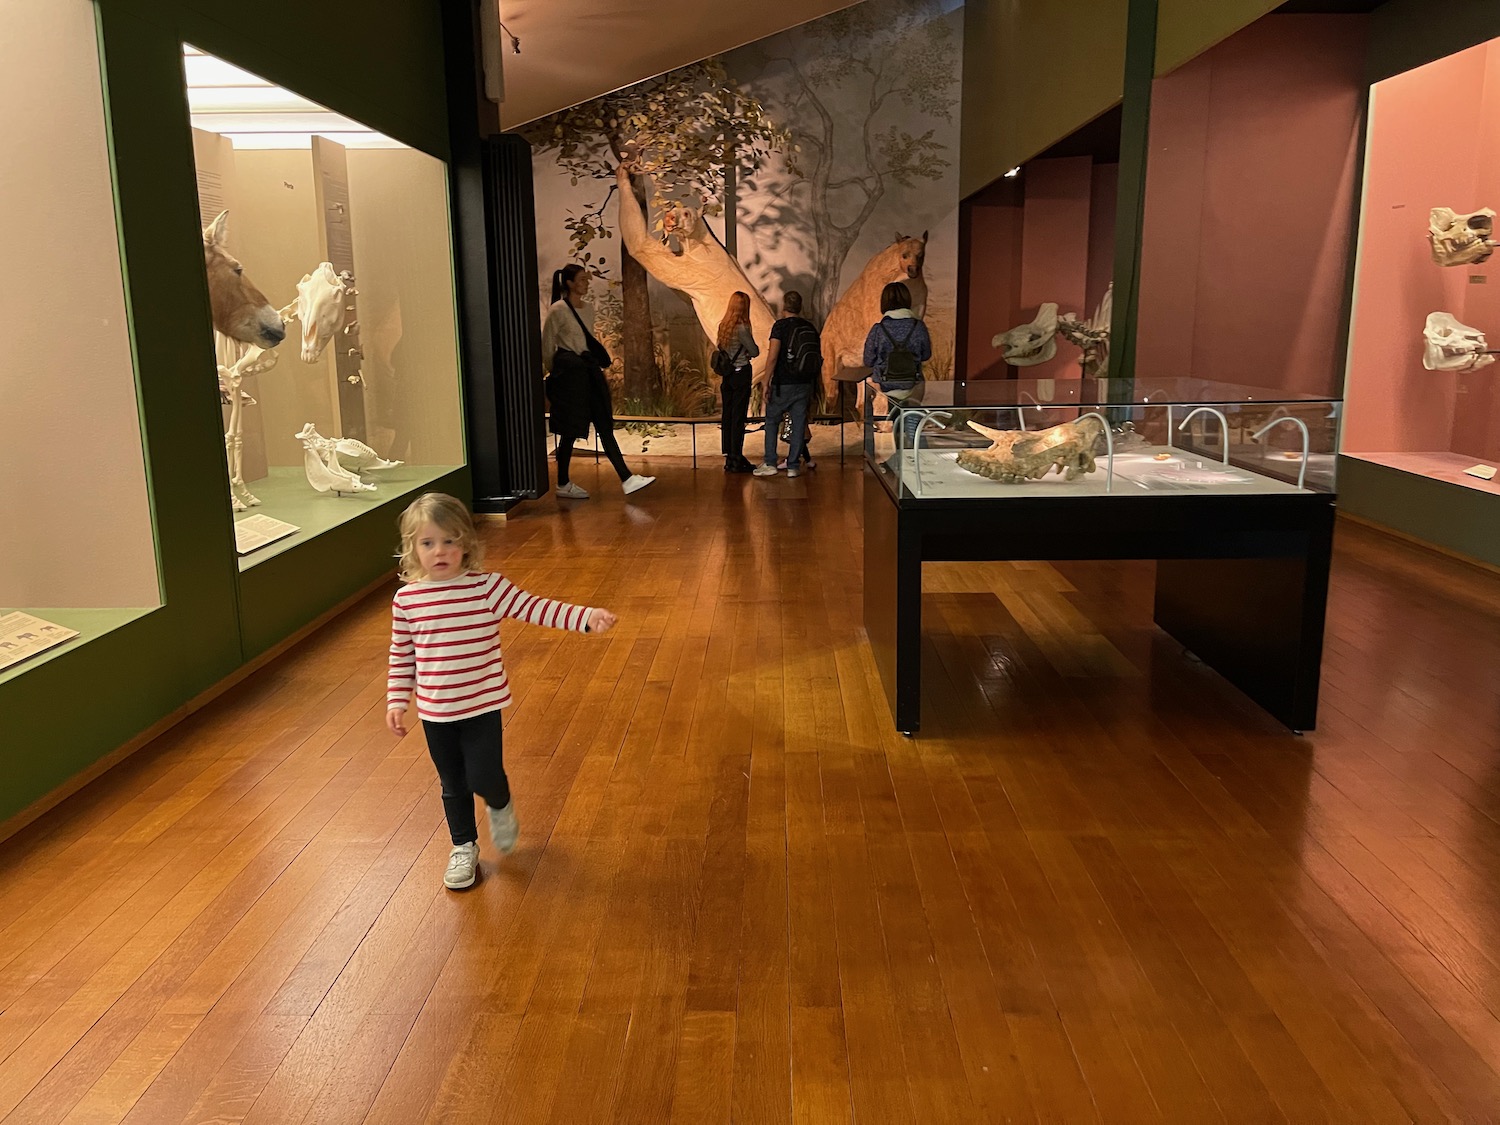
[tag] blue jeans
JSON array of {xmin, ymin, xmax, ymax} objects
[{"xmin": 764, "ymin": 383, "xmax": 813, "ymax": 466}]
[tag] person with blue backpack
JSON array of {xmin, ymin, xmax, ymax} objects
[
  {"xmin": 754, "ymin": 290, "xmax": 823, "ymax": 478},
  {"xmin": 863, "ymin": 281, "xmax": 933, "ymax": 446}
]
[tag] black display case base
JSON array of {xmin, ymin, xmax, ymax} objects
[{"xmin": 863, "ymin": 467, "xmax": 1335, "ymax": 734}]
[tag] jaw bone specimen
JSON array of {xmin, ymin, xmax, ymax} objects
[
  {"xmin": 994, "ymin": 303, "xmax": 1059, "ymax": 365},
  {"xmin": 294, "ymin": 423, "xmax": 401, "ymax": 496},
  {"xmin": 1429, "ymin": 207, "xmax": 1498, "ymax": 267},
  {"xmin": 1422, "ymin": 312, "xmax": 1497, "ymax": 371},
  {"xmin": 293, "ymin": 263, "xmax": 354, "ymax": 362},
  {"xmin": 955, "ymin": 416, "xmax": 1107, "ymax": 483}
]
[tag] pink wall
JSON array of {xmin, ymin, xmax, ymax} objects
[
  {"xmin": 962, "ymin": 197, "xmax": 1024, "ymax": 379},
  {"xmin": 1345, "ymin": 39, "xmax": 1500, "ymax": 456},
  {"xmin": 1137, "ymin": 15, "xmax": 1366, "ymax": 395},
  {"xmin": 1019, "ymin": 156, "xmax": 1093, "ymax": 379},
  {"xmin": 961, "ymin": 156, "xmax": 1118, "ymax": 380},
  {"xmin": 1086, "ymin": 162, "xmax": 1118, "ymax": 316}
]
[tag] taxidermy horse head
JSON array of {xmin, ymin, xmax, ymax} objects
[{"xmin": 203, "ymin": 211, "xmax": 285, "ymax": 349}]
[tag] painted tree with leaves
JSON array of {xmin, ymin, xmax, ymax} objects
[
  {"xmin": 522, "ymin": 61, "xmax": 792, "ymax": 402},
  {"xmin": 747, "ymin": 0, "xmax": 957, "ymax": 319}
]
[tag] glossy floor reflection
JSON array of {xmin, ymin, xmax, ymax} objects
[{"xmin": 0, "ymin": 460, "xmax": 1496, "ymax": 1123}]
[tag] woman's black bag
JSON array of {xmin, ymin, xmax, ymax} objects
[{"xmin": 568, "ymin": 302, "xmax": 612, "ymax": 369}]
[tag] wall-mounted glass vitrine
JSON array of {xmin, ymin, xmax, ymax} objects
[
  {"xmin": 0, "ymin": 0, "xmax": 160, "ymax": 684},
  {"xmin": 182, "ymin": 46, "xmax": 465, "ymax": 567}
]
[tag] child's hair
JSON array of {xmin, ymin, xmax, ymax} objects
[{"xmin": 396, "ymin": 492, "xmax": 483, "ymax": 582}]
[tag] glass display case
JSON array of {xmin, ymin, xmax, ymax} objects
[
  {"xmin": 861, "ymin": 377, "xmax": 1339, "ymax": 737},
  {"xmin": 183, "ymin": 46, "xmax": 465, "ymax": 568},
  {"xmin": 1, "ymin": 0, "xmax": 160, "ymax": 686},
  {"xmin": 865, "ymin": 378, "xmax": 1341, "ymax": 500},
  {"xmin": 1343, "ymin": 34, "xmax": 1500, "ymax": 498}
]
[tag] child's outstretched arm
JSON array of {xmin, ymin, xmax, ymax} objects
[
  {"xmin": 386, "ymin": 600, "xmax": 415, "ymax": 736},
  {"xmin": 485, "ymin": 573, "xmax": 609, "ymax": 634}
]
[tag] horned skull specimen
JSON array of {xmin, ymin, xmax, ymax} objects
[
  {"xmin": 955, "ymin": 416, "xmax": 1106, "ymax": 484},
  {"xmin": 994, "ymin": 303, "xmax": 1059, "ymax": 366},
  {"xmin": 1428, "ymin": 207, "xmax": 1498, "ymax": 267},
  {"xmin": 1421, "ymin": 311, "xmax": 1496, "ymax": 371},
  {"xmin": 294, "ymin": 263, "xmax": 354, "ymax": 362}
]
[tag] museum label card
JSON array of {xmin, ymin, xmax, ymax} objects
[
  {"xmin": 1462, "ymin": 463, "xmax": 1497, "ymax": 481},
  {"xmin": 0, "ymin": 612, "xmax": 80, "ymax": 671},
  {"xmin": 234, "ymin": 514, "xmax": 301, "ymax": 555}
]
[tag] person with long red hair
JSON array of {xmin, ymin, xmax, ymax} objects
[{"xmin": 713, "ymin": 291, "xmax": 759, "ymax": 472}]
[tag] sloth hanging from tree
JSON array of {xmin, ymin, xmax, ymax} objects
[{"xmin": 522, "ymin": 60, "xmax": 794, "ymax": 404}]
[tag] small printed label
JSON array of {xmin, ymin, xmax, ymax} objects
[
  {"xmin": 1470, "ymin": 274, "xmax": 1488, "ymax": 284},
  {"xmin": 1463, "ymin": 464, "xmax": 1497, "ymax": 481}
]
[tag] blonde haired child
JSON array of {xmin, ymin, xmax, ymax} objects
[{"xmin": 386, "ymin": 492, "xmax": 616, "ymax": 889}]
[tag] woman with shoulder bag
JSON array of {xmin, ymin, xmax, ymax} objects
[
  {"xmin": 712, "ymin": 291, "xmax": 760, "ymax": 473},
  {"xmin": 541, "ymin": 265, "xmax": 654, "ymax": 499}
]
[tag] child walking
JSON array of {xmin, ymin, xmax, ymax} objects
[{"xmin": 385, "ymin": 492, "xmax": 616, "ymax": 889}]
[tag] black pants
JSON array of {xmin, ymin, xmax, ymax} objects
[
  {"xmin": 556, "ymin": 429, "xmax": 629, "ymax": 484},
  {"xmin": 557, "ymin": 367, "xmax": 631, "ymax": 485},
  {"xmin": 720, "ymin": 368, "xmax": 752, "ymax": 460},
  {"xmin": 423, "ymin": 710, "xmax": 509, "ymax": 846}
]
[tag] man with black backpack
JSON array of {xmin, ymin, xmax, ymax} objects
[{"xmin": 753, "ymin": 290, "xmax": 823, "ymax": 478}]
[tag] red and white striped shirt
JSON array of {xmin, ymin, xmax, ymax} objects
[{"xmin": 387, "ymin": 571, "xmax": 597, "ymax": 722}]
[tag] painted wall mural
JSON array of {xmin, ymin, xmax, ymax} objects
[{"xmin": 524, "ymin": 0, "xmax": 963, "ymax": 416}]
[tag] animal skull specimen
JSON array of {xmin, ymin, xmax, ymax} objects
[
  {"xmin": 994, "ymin": 303, "xmax": 1059, "ymax": 366},
  {"xmin": 1057, "ymin": 284, "xmax": 1113, "ymax": 377},
  {"xmin": 294, "ymin": 422, "xmax": 401, "ymax": 495},
  {"xmin": 1421, "ymin": 312, "xmax": 1496, "ymax": 371},
  {"xmin": 955, "ymin": 416, "xmax": 1106, "ymax": 483},
  {"xmin": 294, "ymin": 263, "xmax": 354, "ymax": 362},
  {"xmin": 1428, "ymin": 207, "xmax": 1498, "ymax": 267}
]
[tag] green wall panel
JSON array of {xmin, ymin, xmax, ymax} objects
[
  {"xmin": 960, "ymin": 0, "xmax": 1128, "ymax": 197},
  {"xmin": 0, "ymin": 0, "xmax": 466, "ymax": 829},
  {"xmin": 1339, "ymin": 459, "xmax": 1500, "ymax": 569},
  {"xmin": 238, "ymin": 469, "xmax": 470, "ymax": 660},
  {"xmin": 1153, "ymin": 0, "xmax": 1279, "ymax": 78},
  {"xmin": 961, "ymin": 0, "xmax": 1290, "ymax": 199}
]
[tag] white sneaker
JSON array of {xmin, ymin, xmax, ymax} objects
[
  {"xmin": 786, "ymin": 466, "xmax": 802, "ymax": 478},
  {"xmin": 622, "ymin": 474, "xmax": 655, "ymax": 495},
  {"xmin": 556, "ymin": 482, "xmax": 589, "ymax": 499},
  {"xmin": 443, "ymin": 842, "xmax": 479, "ymax": 889},
  {"xmin": 488, "ymin": 801, "xmax": 519, "ymax": 854},
  {"xmin": 752, "ymin": 464, "xmax": 779, "ymax": 477}
]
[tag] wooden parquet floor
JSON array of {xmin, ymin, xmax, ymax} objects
[{"xmin": 2, "ymin": 460, "xmax": 1500, "ymax": 1124}]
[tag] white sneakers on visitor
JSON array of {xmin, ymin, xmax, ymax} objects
[
  {"xmin": 444, "ymin": 842, "xmax": 480, "ymax": 890},
  {"xmin": 787, "ymin": 467, "xmax": 802, "ymax": 478},
  {"xmin": 752, "ymin": 464, "xmax": 778, "ymax": 477},
  {"xmin": 556, "ymin": 482, "xmax": 589, "ymax": 499},
  {"xmin": 488, "ymin": 801, "xmax": 519, "ymax": 854},
  {"xmin": 622, "ymin": 474, "xmax": 656, "ymax": 495}
]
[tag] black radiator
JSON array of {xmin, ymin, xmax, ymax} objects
[{"xmin": 445, "ymin": 6, "xmax": 548, "ymax": 511}]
